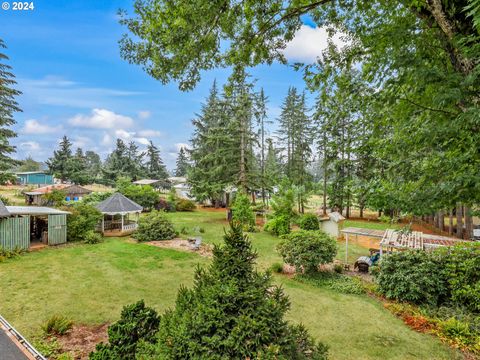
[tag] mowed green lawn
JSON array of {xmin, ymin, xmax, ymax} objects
[{"xmin": 0, "ymin": 210, "xmax": 460, "ymax": 359}]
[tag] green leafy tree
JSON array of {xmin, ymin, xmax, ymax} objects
[
  {"xmin": 174, "ymin": 147, "xmax": 189, "ymax": 177},
  {"xmin": 0, "ymin": 39, "xmax": 21, "ymax": 184},
  {"xmin": 64, "ymin": 203, "xmax": 103, "ymax": 242},
  {"xmin": 138, "ymin": 224, "xmax": 328, "ymax": 359},
  {"xmin": 17, "ymin": 156, "xmax": 41, "ymax": 172},
  {"xmin": 46, "ymin": 136, "xmax": 74, "ymax": 183}
]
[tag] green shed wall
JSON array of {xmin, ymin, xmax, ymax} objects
[
  {"xmin": 48, "ymin": 214, "xmax": 67, "ymax": 245},
  {"xmin": 0, "ymin": 217, "xmax": 30, "ymax": 250},
  {"xmin": 17, "ymin": 173, "xmax": 54, "ymax": 185}
]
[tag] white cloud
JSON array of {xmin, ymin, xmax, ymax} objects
[
  {"xmin": 21, "ymin": 119, "xmax": 62, "ymax": 134},
  {"xmin": 135, "ymin": 137, "xmax": 150, "ymax": 146},
  {"xmin": 138, "ymin": 110, "xmax": 151, "ymax": 119},
  {"xmin": 69, "ymin": 108, "xmax": 134, "ymax": 129},
  {"xmin": 283, "ymin": 25, "xmax": 348, "ymax": 63},
  {"xmin": 137, "ymin": 129, "xmax": 162, "ymax": 138},
  {"xmin": 19, "ymin": 141, "xmax": 41, "ymax": 152},
  {"xmin": 101, "ymin": 133, "xmax": 113, "ymax": 146}
]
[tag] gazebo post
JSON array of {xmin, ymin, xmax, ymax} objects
[
  {"xmin": 345, "ymin": 233, "xmax": 349, "ymax": 265},
  {"xmin": 101, "ymin": 217, "xmax": 104, "ymax": 233},
  {"xmin": 121, "ymin": 213, "xmax": 124, "ymax": 232}
]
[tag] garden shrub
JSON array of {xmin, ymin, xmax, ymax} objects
[
  {"xmin": 270, "ymin": 262, "xmax": 284, "ymax": 274},
  {"xmin": 175, "ymin": 198, "xmax": 196, "ymax": 211},
  {"xmin": 84, "ymin": 230, "xmax": 103, "ymax": 244},
  {"xmin": 231, "ymin": 192, "xmax": 256, "ymax": 231},
  {"xmin": 298, "ymin": 213, "xmax": 320, "ymax": 230},
  {"xmin": 264, "ymin": 214, "xmax": 290, "ymax": 236},
  {"xmin": 120, "ymin": 184, "xmax": 159, "ymax": 210},
  {"xmin": 135, "ymin": 224, "xmax": 328, "ymax": 359},
  {"xmin": 44, "ymin": 189, "xmax": 67, "ymax": 207},
  {"xmin": 64, "ymin": 203, "xmax": 103, "ymax": 242},
  {"xmin": 277, "ymin": 230, "xmax": 337, "ymax": 274},
  {"xmin": 90, "ymin": 300, "xmax": 160, "ymax": 360},
  {"xmin": 333, "ymin": 263, "xmax": 343, "ymax": 274},
  {"xmin": 42, "ymin": 315, "xmax": 73, "ymax": 336},
  {"xmin": 439, "ymin": 243, "xmax": 480, "ymax": 312},
  {"xmin": 375, "ymin": 250, "xmax": 447, "ymax": 305},
  {"xmin": 133, "ymin": 210, "xmax": 176, "ymax": 242},
  {"xmin": 154, "ymin": 198, "xmax": 175, "ymax": 212},
  {"xmin": 82, "ymin": 192, "xmax": 113, "ymax": 205}
]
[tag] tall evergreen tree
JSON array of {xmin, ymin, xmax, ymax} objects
[
  {"xmin": 126, "ymin": 141, "xmax": 145, "ymax": 180},
  {"xmin": 69, "ymin": 147, "xmax": 89, "ymax": 185},
  {"xmin": 46, "ymin": 135, "xmax": 73, "ymax": 183},
  {"xmin": 85, "ymin": 150, "xmax": 102, "ymax": 179},
  {"xmin": 0, "ymin": 39, "xmax": 21, "ymax": 183},
  {"xmin": 103, "ymin": 138, "xmax": 129, "ymax": 183},
  {"xmin": 255, "ymin": 88, "xmax": 270, "ymax": 205},
  {"xmin": 174, "ymin": 147, "xmax": 189, "ymax": 177},
  {"xmin": 144, "ymin": 141, "xmax": 168, "ymax": 180},
  {"xmin": 17, "ymin": 156, "xmax": 41, "ymax": 172}
]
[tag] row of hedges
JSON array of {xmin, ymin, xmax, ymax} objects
[{"xmin": 376, "ymin": 243, "xmax": 480, "ymax": 312}]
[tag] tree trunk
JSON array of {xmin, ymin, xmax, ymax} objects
[
  {"xmin": 464, "ymin": 206, "xmax": 473, "ymax": 240},
  {"xmin": 448, "ymin": 210, "xmax": 453, "ymax": 235},
  {"xmin": 359, "ymin": 205, "xmax": 364, "ymax": 218},
  {"xmin": 438, "ymin": 210, "xmax": 444, "ymax": 232},
  {"xmin": 456, "ymin": 204, "xmax": 463, "ymax": 239}
]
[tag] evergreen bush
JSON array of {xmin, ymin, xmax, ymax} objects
[
  {"xmin": 137, "ymin": 224, "xmax": 328, "ymax": 359},
  {"xmin": 175, "ymin": 198, "xmax": 196, "ymax": 211},
  {"xmin": 90, "ymin": 300, "xmax": 160, "ymax": 360},
  {"xmin": 299, "ymin": 213, "xmax": 320, "ymax": 230},
  {"xmin": 231, "ymin": 192, "xmax": 256, "ymax": 231},
  {"xmin": 277, "ymin": 230, "xmax": 337, "ymax": 274},
  {"xmin": 133, "ymin": 210, "xmax": 176, "ymax": 242},
  {"xmin": 265, "ymin": 214, "xmax": 291, "ymax": 236}
]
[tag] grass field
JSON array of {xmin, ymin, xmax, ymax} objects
[{"xmin": 0, "ymin": 209, "xmax": 461, "ymax": 359}]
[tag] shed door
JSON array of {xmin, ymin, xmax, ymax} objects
[{"xmin": 48, "ymin": 214, "xmax": 67, "ymax": 245}]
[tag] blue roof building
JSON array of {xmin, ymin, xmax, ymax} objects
[{"xmin": 15, "ymin": 171, "xmax": 54, "ymax": 186}]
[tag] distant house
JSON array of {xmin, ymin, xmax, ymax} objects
[
  {"xmin": 133, "ymin": 179, "xmax": 171, "ymax": 189},
  {"xmin": 16, "ymin": 171, "xmax": 54, "ymax": 186},
  {"xmin": 24, "ymin": 184, "xmax": 92, "ymax": 206},
  {"xmin": 168, "ymin": 177, "xmax": 191, "ymax": 199}
]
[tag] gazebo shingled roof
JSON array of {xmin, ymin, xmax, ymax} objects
[
  {"xmin": 0, "ymin": 200, "xmax": 10, "ymax": 217},
  {"xmin": 95, "ymin": 193, "xmax": 143, "ymax": 215}
]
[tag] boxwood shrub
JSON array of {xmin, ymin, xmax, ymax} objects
[{"xmin": 298, "ymin": 213, "xmax": 320, "ymax": 230}]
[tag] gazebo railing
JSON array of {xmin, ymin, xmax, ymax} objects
[{"xmin": 101, "ymin": 219, "xmax": 138, "ymax": 232}]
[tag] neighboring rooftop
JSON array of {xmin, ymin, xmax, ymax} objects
[
  {"xmin": 132, "ymin": 179, "xmax": 161, "ymax": 185},
  {"xmin": 14, "ymin": 171, "xmax": 48, "ymax": 175},
  {"xmin": 23, "ymin": 184, "xmax": 91, "ymax": 196},
  {"xmin": 0, "ymin": 200, "xmax": 10, "ymax": 218},
  {"xmin": 5, "ymin": 206, "xmax": 70, "ymax": 216},
  {"xmin": 95, "ymin": 192, "xmax": 143, "ymax": 215}
]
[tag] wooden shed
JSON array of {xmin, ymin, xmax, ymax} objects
[
  {"xmin": 0, "ymin": 201, "xmax": 69, "ymax": 250},
  {"xmin": 24, "ymin": 184, "xmax": 92, "ymax": 206}
]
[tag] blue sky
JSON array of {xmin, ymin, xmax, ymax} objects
[{"xmin": 0, "ymin": 1, "xmax": 335, "ymax": 170}]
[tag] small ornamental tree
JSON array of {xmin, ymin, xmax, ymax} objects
[
  {"xmin": 277, "ymin": 230, "xmax": 337, "ymax": 274},
  {"xmin": 90, "ymin": 300, "xmax": 160, "ymax": 360},
  {"xmin": 138, "ymin": 224, "xmax": 328, "ymax": 359},
  {"xmin": 265, "ymin": 182, "xmax": 296, "ymax": 236},
  {"xmin": 133, "ymin": 210, "xmax": 176, "ymax": 242},
  {"xmin": 231, "ymin": 192, "xmax": 256, "ymax": 232},
  {"xmin": 64, "ymin": 203, "xmax": 103, "ymax": 242}
]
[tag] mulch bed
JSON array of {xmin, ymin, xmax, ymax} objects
[
  {"xmin": 57, "ymin": 323, "xmax": 109, "ymax": 359},
  {"xmin": 147, "ymin": 238, "xmax": 213, "ymax": 257}
]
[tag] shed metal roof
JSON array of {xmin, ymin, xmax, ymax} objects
[
  {"xmin": 5, "ymin": 206, "xmax": 70, "ymax": 216},
  {"xmin": 0, "ymin": 200, "xmax": 10, "ymax": 217},
  {"xmin": 15, "ymin": 171, "xmax": 48, "ymax": 175},
  {"xmin": 95, "ymin": 193, "xmax": 143, "ymax": 215}
]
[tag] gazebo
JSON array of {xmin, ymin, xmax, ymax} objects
[{"xmin": 95, "ymin": 193, "xmax": 143, "ymax": 236}]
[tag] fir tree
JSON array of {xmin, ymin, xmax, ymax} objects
[
  {"xmin": 140, "ymin": 223, "xmax": 328, "ymax": 359},
  {"xmin": 84, "ymin": 150, "xmax": 102, "ymax": 179},
  {"xmin": 0, "ymin": 39, "xmax": 21, "ymax": 183},
  {"xmin": 174, "ymin": 147, "xmax": 189, "ymax": 177},
  {"xmin": 46, "ymin": 135, "xmax": 73, "ymax": 183},
  {"xmin": 102, "ymin": 138, "xmax": 129, "ymax": 183},
  {"xmin": 69, "ymin": 148, "xmax": 89, "ymax": 185},
  {"xmin": 144, "ymin": 140, "xmax": 168, "ymax": 180}
]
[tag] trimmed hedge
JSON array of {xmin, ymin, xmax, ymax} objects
[{"xmin": 298, "ymin": 213, "xmax": 320, "ymax": 230}]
